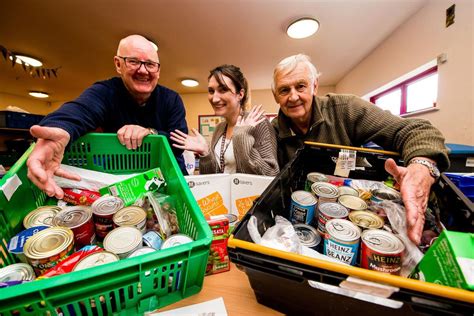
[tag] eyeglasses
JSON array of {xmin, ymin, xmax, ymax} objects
[{"xmin": 117, "ymin": 56, "xmax": 160, "ymax": 73}]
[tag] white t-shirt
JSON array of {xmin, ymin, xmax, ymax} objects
[{"xmin": 214, "ymin": 135, "xmax": 236, "ymax": 173}]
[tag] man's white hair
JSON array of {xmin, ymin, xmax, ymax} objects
[{"xmin": 271, "ymin": 54, "xmax": 321, "ymax": 92}]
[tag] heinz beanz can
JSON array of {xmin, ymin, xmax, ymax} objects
[
  {"xmin": 324, "ymin": 219, "xmax": 361, "ymax": 266},
  {"xmin": 53, "ymin": 206, "xmax": 96, "ymax": 250},
  {"xmin": 290, "ymin": 190, "xmax": 317, "ymax": 225},
  {"xmin": 317, "ymin": 202, "xmax": 348, "ymax": 235},
  {"xmin": 361, "ymin": 229, "xmax": 405, "ymax": 275}
]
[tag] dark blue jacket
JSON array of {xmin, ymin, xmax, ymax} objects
[{"xmin": 40, "ymin": 77, "xmax": 188, "ymax": 174}]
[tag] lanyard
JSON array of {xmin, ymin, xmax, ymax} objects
[{"xmin": 218, "ymin": 124, "xmax": 231, "ymax": 173}]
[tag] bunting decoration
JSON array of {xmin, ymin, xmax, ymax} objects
[{"xmin": 0, "ymin": 44, "xmax": 60, "ymax": 79}]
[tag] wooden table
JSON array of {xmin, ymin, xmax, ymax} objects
[{"xmin": 157, "ymin": 263, "xmax": 283, "ymax": 315}]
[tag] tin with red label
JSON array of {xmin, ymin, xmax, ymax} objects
[
  {"xmin": 361, "ymin": 229, "xmax": 405, "ymax": 275},
  {"xmin": 23, "ymin": 227, "xmax": 75, "ymax": 276},
  {"xmin": 317, "ymin": 202, "xmax": 348, "ymax": 235},
  {"xmin": 290, "ymin": 190, "xmax": 317, "ymax": 225},
  {"xmin": 23, "ymin": 206, "xmax": 62, "ymax": 228},
  {"xmin": 324, "ymin": 219, "xmax": 361, "ymax": 266},
  {"xmin": 206, "ymin": 217, "xmax": 231, "ymax": 275},
  {"xmin": 62, "ymin": 188, "xmax": 100, "ymax": 206},
  {"xmin": 53, "ymin": 206, "xmax": 96, "ymax": 250},
  {"xmin": 92, "ymin": 195, "xmax": 124, "ymax": 239}
]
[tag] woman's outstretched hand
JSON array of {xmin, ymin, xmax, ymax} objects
[{"xmin": 170, "ymin": 128, "xmax": 209, "ymax": 156}]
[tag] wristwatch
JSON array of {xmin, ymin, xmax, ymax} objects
[
  {"xmin": 148, "ymin": 128, "xmax": 158, "ymax": 135},
  {"xmin": 409, "ymin": 158, "xmax": 440, "ymax": 180}
]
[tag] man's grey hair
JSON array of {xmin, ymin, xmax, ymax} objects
[{"xmin": 271, "ymin": 54, "xmax": 321, "ymax": 92}]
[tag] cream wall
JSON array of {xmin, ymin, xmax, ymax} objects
[
  {"xmin": 0, "ymin": 92, "xmax": 55, "ymax": 115},
  {"xmin": 336, "ymin": 0, "xmax": 473, "ymax": 145},
  {"xmin": 182, "ymin": 86, "xmax": 335, "ymax": 130}
]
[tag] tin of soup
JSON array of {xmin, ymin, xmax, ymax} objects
[
  {"xmin": 113, "ymin": 206, "xmax": 147, "ymax": 233},
  {"xmin": 311, "ymin": 182, "xmax": 339, "ymax": 203},
  {"xmin": 92, "ymin": 195, "xmax": 124, "ymax": 239},
  {"xmin": 360, "ymin": 229, "xmax": 405, "ymax": 275},
  {"xmin": 338, "ymin": 186, "xmax": 359, "ymax": 197},
  {"xmin": 23, "ymin": 206, "xmax": 62, "ymax": 228},
  {"xmin": 0, "ymin": 263, "xmax": 36, "ymax": 282},
  {"xmin": 103, "ymin": 226, "xmax": 143, "ymax": 259},
  {"xmin": 23, "ymin": 227, "xmax": 75, "ymax": 276},
  {"xmin": 338, "ymin": 195, "xmax": 367, "ymax": 212},
  {"xmin": 53, "ymin": 206, "xmax": 96, "ymax": 250},
  {"xmin": 7, "ymin": 226, "xmax": 49, "ymax": 263},
  {"xmin": 349, "ymin": 210, "xmax": 384, "ymax": 230},
  {"xmin": 293, "ymin": 224, "xmax": 321, "ymax": 251},
  {"xmin": 73, "ymin": 251, "xmax": 119, "ymax": 271},
  {"xmin": 290, "ymin": 190, "xmax": 317, "ymax": 225},
  {"xmin": 324, "ymin": 219, "xmax": 361, "ymax": 266},
  {"xmin": 305, "ymin": 172, "xmax": 328, "ymax": 191},
  {"xmin": 317, "ymin": 202, "xmax": 349, "ymax": 234}
]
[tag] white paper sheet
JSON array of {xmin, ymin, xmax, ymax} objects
[{"xmin": 146, "ymin": 297, "xmax": 228, "ymax": 316}]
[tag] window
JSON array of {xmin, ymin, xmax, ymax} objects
[{"xmin": 370, "ymin": 66, "xmax": 438, "ymax": 116}]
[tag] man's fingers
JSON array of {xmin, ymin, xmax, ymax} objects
[
  {"xmin": 55, "ymin": 168, "xmax": 81, "ymax": 181},
  {"xmin": 27, "ymin": 158, "xmax": 48, "ymax": 183},
  {"xmin": 384, "ymin": 158, "xmax": 402, "ymax": 182},
  {"xmin": 408, "ymin": 209, "xmax": 424, "ymax": 245}
]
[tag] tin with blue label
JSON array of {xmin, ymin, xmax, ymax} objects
[
  {"xmin": 143, "ymin": 230, "xmax": 163, "ymax": 250},
  {"xmin": 7, "ymin": 226, "xmax": 49, "ymax": 263},
  {"xmin": 324, "ymin": 219, "xmax": 361, "ymax": 266},
  {"xmin": 290, "ymin": 190, "xmax": 317, "ymax": 225}
]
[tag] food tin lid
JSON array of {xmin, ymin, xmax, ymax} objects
[
  {"xmin": 8, "ymin": 226, "xmax": 49, "ymax": 254},
  {"xmin": 23, "ymin": 227, "xmax": 74, "ymax": 259},
  {"xmin": 293, "ymin": 224, "xmax": 321, "ymax": 248},
  {"xmin": 371, "ymin": 187, "xmax": 401, "ymax": 201},
  {"xmin": 161, "ymin": 234, "xmax": 193, "ymax": 249},
  {"xmin": 338, "ymin": 195, "xmax": 368, "ymax": 211},
  {"xmin": 318, "ymin": 202, "xmax": 349, "ymax": 218},
  {"xmin": 0, "ymin": 263, "xmax": 36, "ymax": 282},
  {"xmin": 338, "ymin": 186, "xmax": 359, "ymax": 197},
  {"xmin": 291, "ymin": 190, "xmax": 317, "ymax": 206},
  {"xmin": 73, "ymin": 251, "xmax": 119, "ymax": 271},
  {"xmin": 127, "ymin": 246, "xmax": 156, "ymax": 258},
  {"xmin": 361, "ymin": 229, "xmax": 405, "ymax": 254},
  {"xmin": 52, "ymin": 206, "xmax": 93, "ymax": 229},
  {"xmin": 307, "ymin": 172, "xmax": 328, "ymax": 183},
  {"xmin": 23, "ymin": 206, "xmax": 62, "ymax": 228},
  {"xmin": 311, "ymin": 182, "xmax": 339, "ymax": 199},
  {"xmin": 326, "ymin": 219, "xmax": 361, "ymax": 242},
  {"xmin": 103, "ymin": 226, "xmax": 143, "ymax": 255},
  {"xmin": 222, "ymin": 213, "xmax": 238, "ymax": 225},
  {"xmin": 113, "ymin": 206, "xmax": 147, "ymax": 226},
  {"xmin": 92, "ymin": 195, "xmax": 124, "ymax": 216},
  {"xmin": 349, "ymin": 211, "xmax": 384, "ymax": 229}
]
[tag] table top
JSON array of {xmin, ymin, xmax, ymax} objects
[{"xmin": 157, "ymin": 263, "xmax": 283, "ymax": 315}]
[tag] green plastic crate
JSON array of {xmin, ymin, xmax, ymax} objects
[{"xmin": 0, "ymin": 133, "xmax": 212, "ymax": 315}]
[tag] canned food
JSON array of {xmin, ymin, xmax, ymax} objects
[
  {"xmin": 0, "ymin": 263, "xmax": 35, "ymax": 282},
  {"xmin": 337, "ymin": 195, "xmax": 367, "ymax": 212},
  {"xmin": 92, "ymin": 195, "xmax": 124, "ymax": 239},
  {"xmin": 349, "ymin": 210, "xmax": 384, "ymax": 230},
  {"xmin": 371, "ymin": 187, "xmax": 401, "ymax": 203},
  {"xmin": 290, "ymin": 190, "xmax": 317, "ymax": 225},
  {"xmin": 127, "ymin": 246, "xmax": 156, "ymax": 258},
  {"xmin": 23, "ymin": 227, "xmax": 75, "ymax": 276},
  {"xmin": 143, "ymin": 230, "xmax": 163, "ymax": 249},
  {"xmin": 7, "ymin": 226, "xmax": 49, "ymax": 263},
  {"xmin": 23, "ymin": 206, "xmax": 62, "ymax": 228},
  {"xmin": 338, "ymin": 186, "xmax": 359, "ymax": 197},
  {"xmin": 73, "ymin": 251, "xmax": 119, "ymax": 271},
  {"xmin": 361, "ymin": 229, "xmax": 405, "ymax": 275},
  {"xmin": 53, "ymin": 206, "xmax": 96, "ymax": 250},
  {"xmin": 311, "ymin": 182, "xmax": 339, "ymax": 203},
  {"xmin": 293, "ymin": 224, "xmax": 321, "ymax": 251},
  {"xmin": 103, "ymin": 226, "xmax": 143, "ymax": 259},
  {"xmin": 113, "ymin": 206, "xmax": 147, "ymax": 233},
  {"xmin": 324, "ymin": 219, "xmax": 361, "ymax": 266},
  {"xmin": 305, "ymin": 172, "xmax": 328, "ymax": 191},
  {"xmin": 161, "ymin": 234, "xmax": 193, "ymax": 249},
  {"xmin": 317, "ymin": 202, "xmax": 348, "ymax": 234}
]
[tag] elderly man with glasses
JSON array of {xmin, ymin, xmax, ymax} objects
[{"xmin": 27, "ymin": 34, "xmax": 189, "ymax": 199}]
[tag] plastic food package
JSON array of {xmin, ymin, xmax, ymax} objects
[{"xmin": 146, "ymin": 192, "xmax": 179, "ymax": 239}]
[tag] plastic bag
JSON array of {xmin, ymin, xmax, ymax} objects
[{"xmin": 146, "ymin": 192, "xmax": 180, "ymax": 239}]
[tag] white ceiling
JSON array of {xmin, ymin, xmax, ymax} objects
[{"xmin": 0, "ymin": 0, "xmax": 428, "ymax": 103}]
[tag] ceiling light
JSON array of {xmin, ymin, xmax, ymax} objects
[
  {"xmin": 29, "ymin": 91, "xmax": 49, "ymax": 98},
  {"xmin": 181, "ymin": 79, "xmax": 199, "ymax": 87},
  {"xmin": 287, "ymin": 18, "xmax": 320, "ymax": 39},
  {"xmin": 10, "ymin": 54, "xmax": 43, "ymax": 67}
]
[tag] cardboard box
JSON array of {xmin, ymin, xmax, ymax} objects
[
  {"xmin": 410, "ymin": 230, "xmax": 473, "ymax": 290},
  {"xmin": 99, "ymin": 168, "xmax": 165, "ymax": 206},
  {"xmin": 230, "ymin": 174, "xmax": 274, "ymax": 219},
  {"xmin": 185, "ymin": 174, "xmax": 231, "ymax": 217}
]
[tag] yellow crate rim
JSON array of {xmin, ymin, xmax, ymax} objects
[{"xmin": 304, "ymin": 141, "xmax": 400, "ymax": 156}]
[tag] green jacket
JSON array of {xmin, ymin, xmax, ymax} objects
[{"xmin": 272, "ymin": 94, "xmax": 450, "ymax": 170}]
